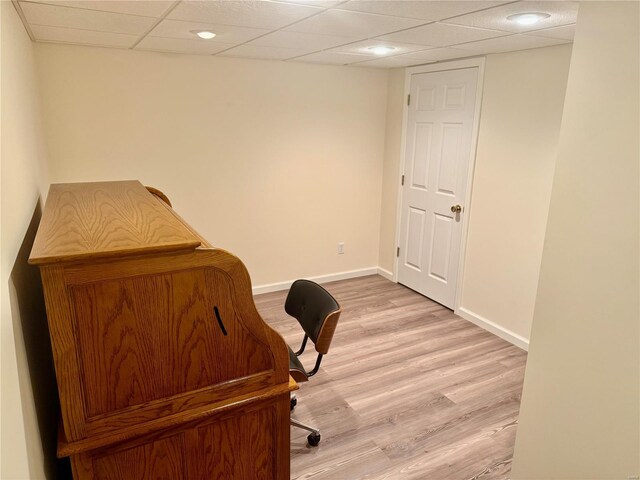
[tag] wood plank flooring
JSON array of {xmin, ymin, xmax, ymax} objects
[{"xmin": 254, "ymin": 275, "xmax": 527, "ymax": 480}]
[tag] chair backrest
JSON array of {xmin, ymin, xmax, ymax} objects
[{"xmin": 285, "ymin": 280, "xmax": 341, "ymax": 355}]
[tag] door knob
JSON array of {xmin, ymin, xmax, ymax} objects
[{"xmin": 451, "ymin": 205, "xmax": 462, "ymax": 213}]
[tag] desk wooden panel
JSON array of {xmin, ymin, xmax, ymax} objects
[
  {"xmin": 30, "ymin": 181, "xmax": 294, "ymax": 479},
  {"xmin": 30, "ymin": 180, "xmax": 201, "ymax": 265}
]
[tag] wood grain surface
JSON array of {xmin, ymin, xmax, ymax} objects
[
  {"xmin": 145, "ymin": 186, "xmax": 172, "ymax": 207},
  {"xmin": 198, "ymin": 406, "xmax": 274, "ymax": 479},
  {"xmin": 73, "ymin": 396, "xmax": 290, "ymax": 480},
  {"xmin": 29, "ymin": 181, "xmax": 200, "ymax": 265},
  {"xmin": 71, "ymin": 267, "xmax": 272, "ymax": 417},
  {"xmin": 42, "ymin": 245, "xmax": 291, "ymax": 442},
  {"xmin": 58, "ymin": 385, "xmax": 295, "ymax": 458},
  {"xmin": 93, "ymin": 434, "xmax": 185, "ymax": 480},
  {"xmin": 32, "ymin": 181, "xmax": 293, "ymax": 480},
  {"xmin": 255, "ymin": 275, "xmax": 528, "ymax": 480},
  {"xmin": 315, "ymin": 309, "xmax": 342, "ymax": 355}
]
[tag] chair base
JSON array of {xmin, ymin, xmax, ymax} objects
[
  {"xmin": 291, "ymin": 418, "xmax": 321, "ymax": 447},
  {"xmin": 290, "ymin": 395, "xmax": 321, "ymax": 446},
  {"xmin": 291, "ymin": 418, "xmax": 319, "ymax": 436}
]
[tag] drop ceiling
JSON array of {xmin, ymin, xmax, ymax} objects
[{"xmin": 14, "ymin": 0, "xmax": 577, "ymax": 68}]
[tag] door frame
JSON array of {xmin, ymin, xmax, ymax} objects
[{"xmin": 392, "ymin": 57, "xmax": 486, "ymax": 313}]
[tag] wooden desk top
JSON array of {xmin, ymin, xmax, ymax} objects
[{"xmin": 29, "ymin": 180, "xmax": 201, "ymax": 265}]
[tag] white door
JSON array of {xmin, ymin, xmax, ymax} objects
[{"xmin": 398, "ymin": 67, "xmax": 479, "ymax": 309}]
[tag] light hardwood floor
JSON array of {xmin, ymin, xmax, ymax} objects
[{"xmin": 255, "ymin": 275, "xmax": 527, "ymax": 480}]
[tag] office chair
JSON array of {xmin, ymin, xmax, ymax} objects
[{"xmin": 286, "ymin": 279, "xmax": 342, "ymax": 447}]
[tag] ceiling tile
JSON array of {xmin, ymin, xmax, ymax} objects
[
  {"xmin": 31, "ymin": 24, "xmax": 138, "ymax": 47},
  {"xmin": 149, "ymin": 19, "xmax": 269, "ymax": 43},
  {"xmin": 455, "ymin": 34, "xmax": 569, "ymax": 54},
  {"xmin": 377, "ymin": 22, "xmax": 509, "ymax": 47},
  {"xmin": 284, "ymin": 8, "xmax": 426, "ymax": 37},
  {"xmin": 443, "ymin": 1, "xmax": 579, "ymax": 33},
  {"xmin": 353, "ymin": 54, "xmax": 431, "ymax": 68},
  {"xmin": 26, "ymin": 1, "xmax": 175, "ymax": 18},
  {"xmin": 136, "ymin": 36, "xmax": 235, "ymax": 55},
  {"xmin": 168, "ymin": 1, "xmax": 322, "ymax": 29},
  {"xmin": 329, "ymin": 39, "xmax": 432, "ymax": 56},
  {"xmin": 339, "ymin": 1, "xmax": 510, "ymax": 21},
  {"xmin": 16, "ymin": 0, "xmax": 578, "ymax": 67},
  {"xmin": 290, "ymin": 50, "xmax": 373, "ymax": 65},
  {"xmin": 219, "ymin": 44, "xmax": 313, "ymax": 60},
  {"xmin": 529, "ymin": 23, "xmax": 575, "ymax": 41},
  {"xmin": 399, "ymin": 46, "xmax": 475, "ymax": 61},
  {"xmin": 20, "ymin": 1, "xmax": 156, "ymax": 34},
  {"xmin": 248, "ymin": 30, "xmax": 358, "ymax": 51}
]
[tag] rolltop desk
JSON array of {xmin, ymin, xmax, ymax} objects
[{"xmin": 29, "ymin": 180, "xmax": 295, "ymax": 479}]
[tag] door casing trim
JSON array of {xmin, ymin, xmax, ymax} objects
[{"xmin": 392, "ymin": 56, "xmax": 486, "ymax": 314}]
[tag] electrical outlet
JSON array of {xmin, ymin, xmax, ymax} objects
[{"xmin": 337, "ymin": 242, "xmax": 345, "ymax": 255}]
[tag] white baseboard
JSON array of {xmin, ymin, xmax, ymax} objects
[
  {"xmin": 377, "ymin": 267, "xmax": 394, "ymax": 281},
  {"xmin": 252, "ymin": 267, "xmax": 379, "ymax": 295},
  {"xmin": 253, "ymin": 270, "xmax": 528, "ymax": 352},
  {"xmin": 456, "ymin": 306, "xmax": 529, "ymax": 351}
]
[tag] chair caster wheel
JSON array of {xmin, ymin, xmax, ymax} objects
[
  {"xmin": 307, "ymin": 433, "xmax": 321, "ymax": 447},
  {"xmin": 290, "ymin": 397, "xmax": 297, "ymax": 411}
]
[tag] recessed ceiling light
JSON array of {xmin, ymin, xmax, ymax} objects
[
  {"xmin": 507, "ymin": 12, "xmax": 551, "ymax": 26},
  {"xmin": 191, "ymin": 30, "xmax": 216, "ymax": 40},
  {"xmin": 368, "ymin": 45, "xmax": 396, "ymax": 56}
]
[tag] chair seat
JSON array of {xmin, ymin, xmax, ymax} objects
[{"xmin": 288, "ymin": 345, "xmax": 309, "ymax": 383}]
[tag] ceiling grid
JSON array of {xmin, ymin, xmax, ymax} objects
[{"xmin": 12, "ymin": 0, "xmax": 577, "ymax": 68}]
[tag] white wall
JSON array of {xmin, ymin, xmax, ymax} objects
[
  {"xmin": 1, "ymin": 2, "xmax": 51, "ymax": 479},
  {"xmin": 512, "ymin": 2, "xmax": 639, "ymax": 478},
  {"xmin": 459, "ymin": 44, "xmax": 572, "ymax": 346},
  {"xmin": 378, "ymin": 46, "xmax": 572, "ymax": 347},
  {"xmin": 34, "ymin": 44, "xmax": 389, "ymax": 288}
]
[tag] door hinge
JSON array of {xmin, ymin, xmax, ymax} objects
[
  {"xmin": 407, "ymin": 94, "xmax": 411, "ymax": 106},
  {"xmin": 401, "ymin": 174, "xmax": 405, "ymax": 186},
  {"xmin": 396, "ymin": 247, "xmax": 400, "ymax": 257}
]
